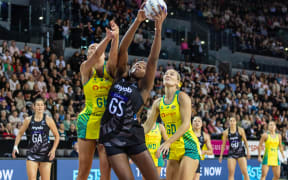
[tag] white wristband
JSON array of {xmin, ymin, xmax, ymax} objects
[{"xmin": 13, "ymin": 146, "xmax": 19, "ymax": 154}]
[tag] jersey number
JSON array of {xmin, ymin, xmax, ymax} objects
[
  {"xmin": 231, "ymin": 142, "xmax": 239, "ymax": 148},
  {"xmin": 32, "ymin": 134, "xmax": 43, "ymax": 143},
  {"xmin": 166, "ymin": 124, "xmax": 176, "ymax": 135},
  {"xmin": 109, "ymin": 98, "xmax": 124, "ymax": 117}
]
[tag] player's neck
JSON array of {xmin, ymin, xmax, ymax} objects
[
  {"xmin": 230, "ymin": 126, "xmax": 236, "ymax": 132},
  {"xmin": 269, "ymin": 131, "xmax": 276, "ymax": 135},
  {"xmin": 194, "ymin": 128, "xmax": 201, "ymax": 134},
  {"xmin": 164, "ymin": 87, "xmax": 177, "ymax": 100},
  {"xmin": 34, "ymin": 113, "xmax": 43, "ymax": 121}
]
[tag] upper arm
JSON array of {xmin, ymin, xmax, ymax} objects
[
  {"xmin": 46, "ymin": 117, "xmax": 59, "ymax": 137},
  {"xmin": 240, "ymin": 128, "xmax": 248, "ymax": 142},
  {"xmin": 143, "ymin": 98, "xmax": 160, "ymax": 134},
  {"xmin": 259, "ymin": 133, "xmax": 267, "ymax": 146},
  {"xmin": 149, "ymin": 98, "xmax": 160, "ymax": 122},
  {"xmin": 159, "ymin": 124, "xmax": 168, "ymax": 141},
  {"xmin": 278, "ymin": 134, "xmax": 283, "ymax": 148},
  {"xmin": 179, "ymin": 92, "xmax": 192, "ymax": 127},
  {"xmin": 222, "ymin": 130, "xmax": 228, "ymax": 144},
  {"xmin": 18, "ymin": 117, "xmax": 31, "ymax": 135},
  {"xmin": 81, "ymin": 55, "xmax": 104, "ymax": 75}
]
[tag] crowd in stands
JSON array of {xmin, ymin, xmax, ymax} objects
[
  {"xmin": 1, "ymin": 40, "xmax": 288, "ymax": 150},
  {"xmin": 170, "ymin": 0, "xmax": 288, "ymax": 58},
  {"xmin": 52, "ymin": 0, "xmax": 155, "ymax": 50}
]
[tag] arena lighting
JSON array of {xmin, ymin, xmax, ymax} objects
[
  {"xmin": 285, "ymin": 47, "xmax": 288, "ymax": 51},
  {"xmin": 170, "ymin": 12, "xmax": 174, "ymax": 16},
  {"xmin": 201, "ymin": 41, "xmax": 205, "ymax": 44},
  {"xmin": 145, "ymin": 19, "xmax": 149, "ymax": 23},
  {"xmin": 39, "ymin": 16, "xmax": 44, "ymax": 20}
]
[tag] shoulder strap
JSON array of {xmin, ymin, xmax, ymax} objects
[
  {"xmin": 175, "ymin": 90, "xmax": 180, "ymax": 104},
  {"xmin": 31, "ymin": 115, "xmax": 35, "ymax": 122}
]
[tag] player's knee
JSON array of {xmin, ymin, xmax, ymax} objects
[{"xmin": 274, "ymin": 173, "xmax": 280, "ymax": 179}]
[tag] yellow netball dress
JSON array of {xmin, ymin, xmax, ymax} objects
[
  {"xmin": 145, "ymin": 122, "xmax": 165, "ymax": 167},
  {"xmin": 159, "ymin": 90, "xmax": 200, "ymax": 161},
  {"xmin": 262, "ymin": 133, "xmax": 280, "ymax": 166},
  {"xmin": 77, "ymin": 63, "xmax": 113, "ymax": 139}
]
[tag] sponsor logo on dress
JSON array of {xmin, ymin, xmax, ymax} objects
[
  {"xmin": 92, "ymin": 85, "xmax": 111, "ymax": 91},
  {"xmin": 114, "ymin": 84, "xmax": 132, "ymax": 93}
]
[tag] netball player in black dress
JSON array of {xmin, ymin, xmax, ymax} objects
[
  {"xmin": 12, "ymin": 98, "xmax": 59, "ymax": 180},
  {"xmin": 219, "ymin": 117, "xmax": 250, "ymax": 180},
  {"xmin": 100, "ymin": 4, "xmax": 166, "ymax": 180},
  {"xmin": 192, "ymin": 116, "xmax": 213, "ymax": 180}
]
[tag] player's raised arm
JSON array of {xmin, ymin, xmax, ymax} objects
[
  {"xmin": 106, "ymin": 21, "xmax": 119, "ymax": 78},
  {"xmin": 117, "ymin": 2, "xmax": 147, "ymax": 76},
  {"xmin": 140, "ymin": 5, "xmax": 167, "ymax": 100},
  {"xmin": 81, "ymin": 27, "xmax": 114, "ymax": 75}
]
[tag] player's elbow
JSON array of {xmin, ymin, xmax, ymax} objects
[{"xmin": 182, "ymin": 121, "xmax": 190, "ymax": 132}]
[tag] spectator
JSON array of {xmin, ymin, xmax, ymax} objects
[
  {"xmin": 181, "ymin": 38, "xmax": 190, "ymax": 62},
  {"xmin": 2, "ymin": 123, "xmax": 15, "ymax": 139},
  {"xmin": 8, "ymin": 110, "xmax": 21, "ymax": 125},
  {"xmin": 56, "ymin": 55, "xmax": 66, "ymax": 68},
  {"xmin": 15, "ymin": 92, "xmax": 26, "ymax": 111},
  {"xmin": 9, "ymin": 74, "xmax": 20, "ymax": 92},
  {"xmin": 9, "ymin": 40, "xmax": 20, "ymax": 56},
  {"xmin": 66, "ymin": 124, "xmax": 77, "ymax": 146},
  {"xmin": 0, "ymin": 110, "xmax": 8, "ymax": 125},
  {"xmin": 53, "ymin": 19, "xmax": 64, "ymax": 57},
  {"xmin": 58, "ymin": 122, "xmax": 66, "ymax": 141},
  {"xmin": 62, "ymin": 20, "xmax": 70, "ymax": 47},
  {"xmin": 70, "ymin": 141, "xmax": 79, "ymax": 157},
  {"xmin": 0, "ymin": 40, "xmax": 8, "ymax": 54}
]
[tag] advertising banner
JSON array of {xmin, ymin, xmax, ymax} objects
[
  {"xmin": 0, "ymin": 158, "xmax": 276, "ymax": 180},
  {"xmin": 211, "ymin": 140, "xmax": 230, "ymax": 155},
  {"xmin": 0, "ymin": 160, "xmax": 27, "ymax": 180},
  {"xmin": 57, "ymin": 159, "xmax": 274, "ymax": 180}
]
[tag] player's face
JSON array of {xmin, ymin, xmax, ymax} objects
[
  {"xmin": 193, "ymin": 117, "xmax": 202, "ymax": 129},
  {"xmin": 268, "ymin": 121, "xmax": 276, "ymax": 132},
  {"xmin": 130, "ymin": 61, "xmax": 147, "ymax": 79},
  {"xmin": 35, "ymin": 100, "xmax": 45, "ymax": 113},
  {"xmin": 163, "ymin": 69, "xmax": 179, "ymax": 87},
  {"xmin": 229, "ymin": 117, "xmax": 236, "ymax": 127}
]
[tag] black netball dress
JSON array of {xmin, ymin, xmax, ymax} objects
[
  {"xmin": 100, "ymin": 77, "xmax": 146, "ymax": 156},
  {"xmin": 26, "ymin": 114, "xmax": 52, "ymax": 162},
  {"xmin": 227, "ymin": 127, "xmax": 246, "ymax": 159}
]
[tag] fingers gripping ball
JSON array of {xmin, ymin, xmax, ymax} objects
[{"xmin": 144, "ymin": 0, "xmax": 167, "ymax": 20}]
